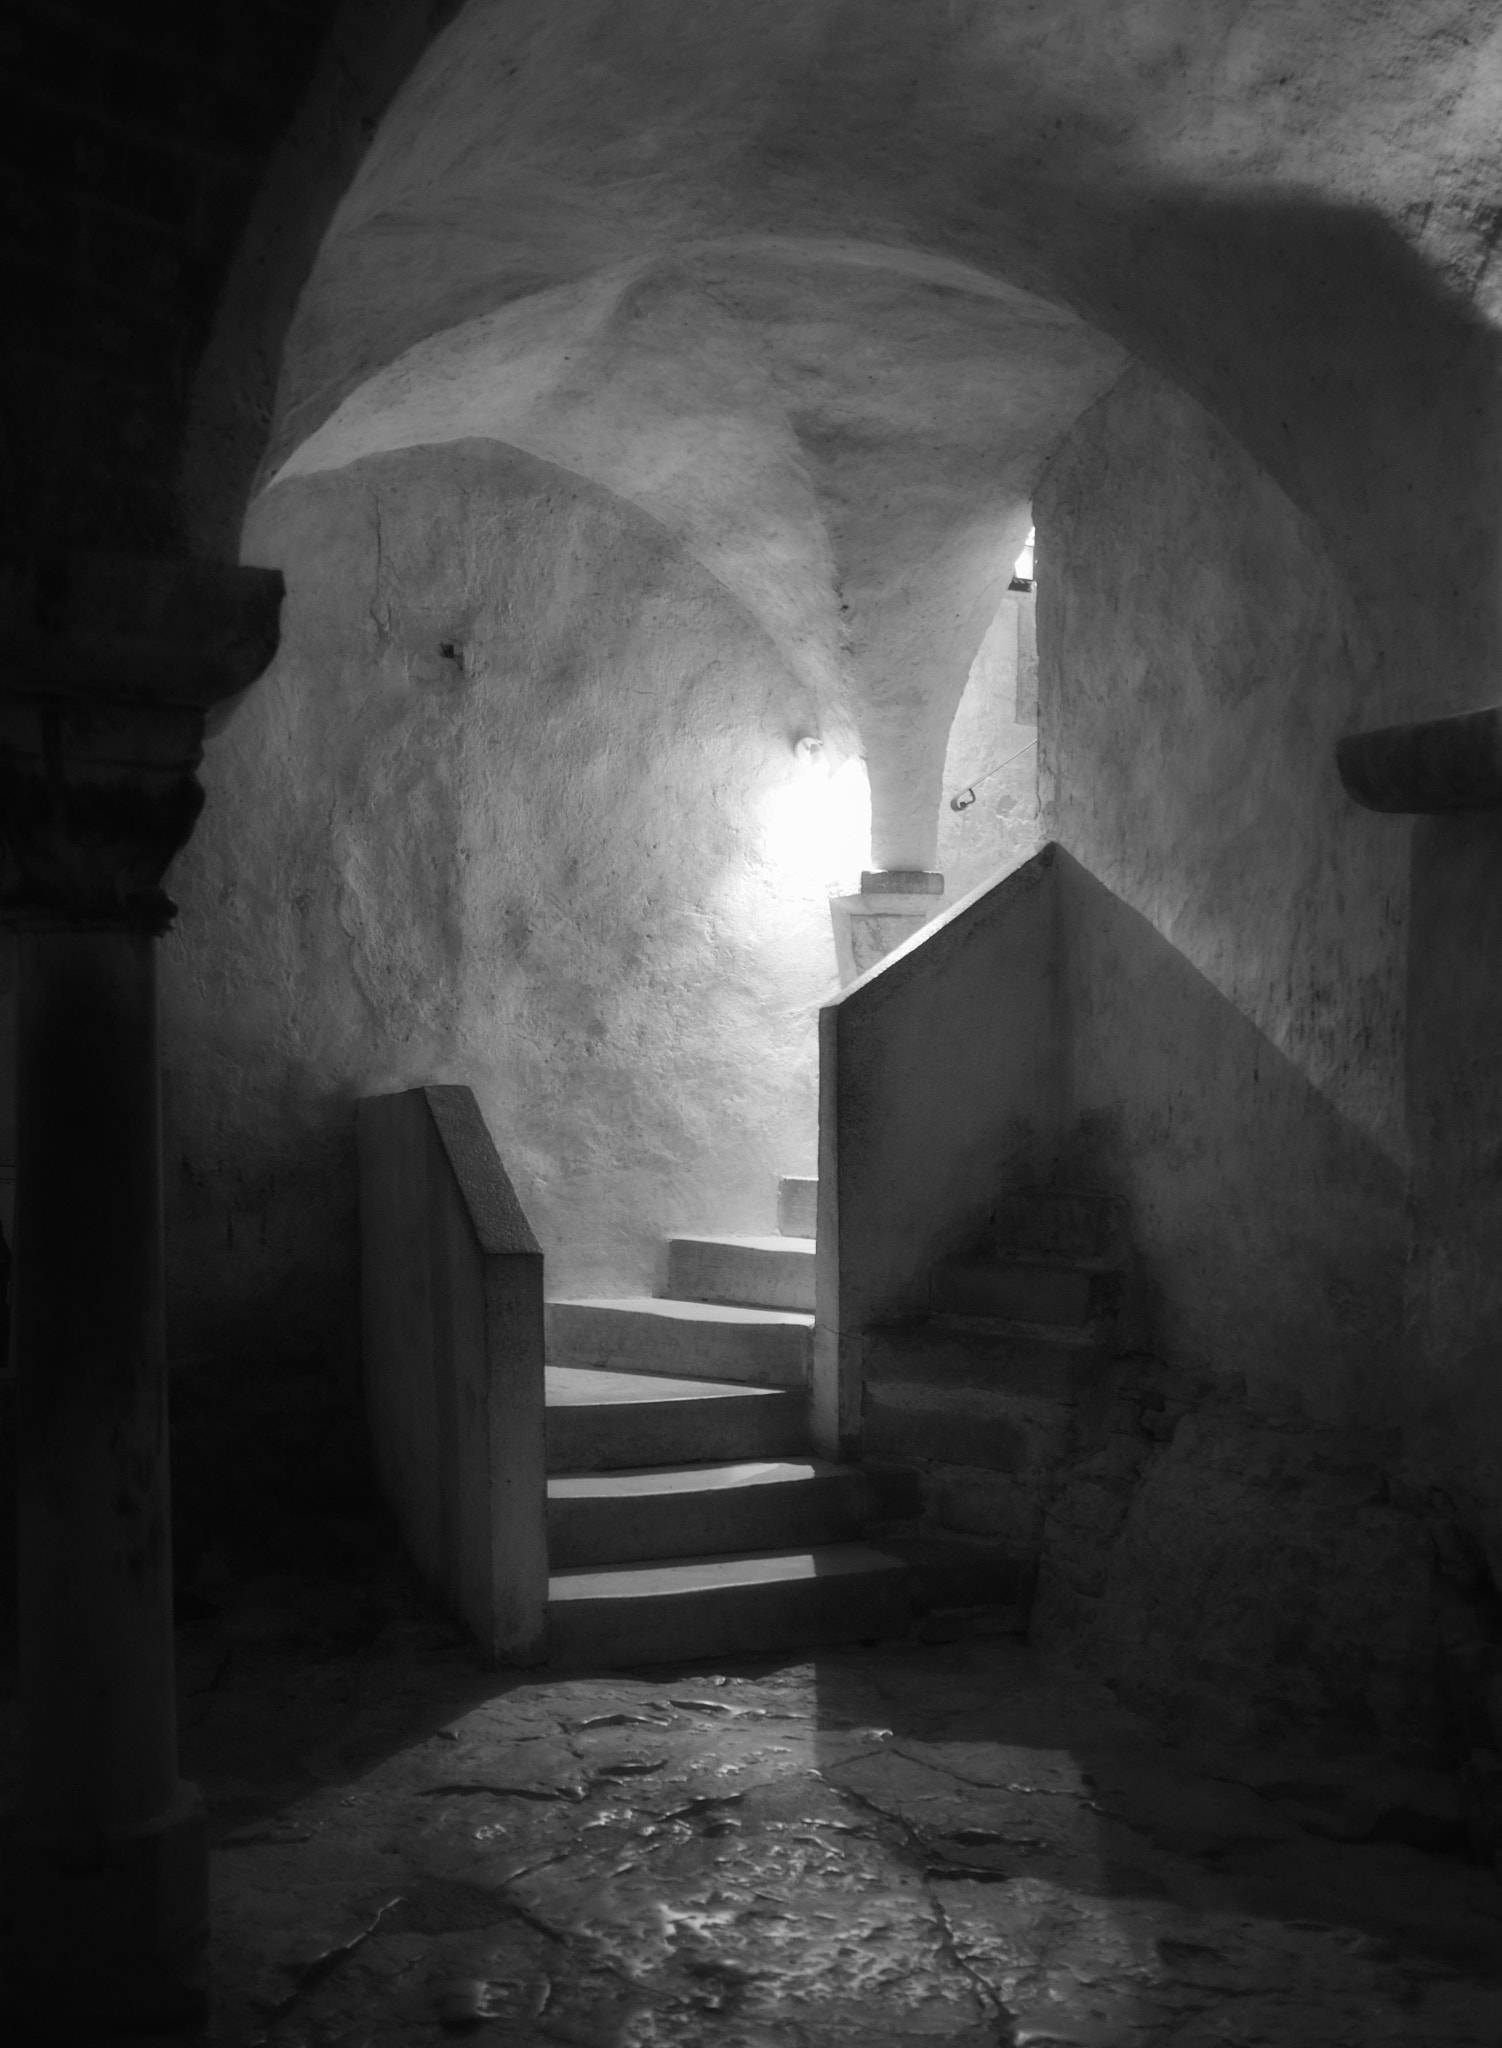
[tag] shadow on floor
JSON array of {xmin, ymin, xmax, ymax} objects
[{"xmin": 4, "ymin": 1547, "xmax": 1495, "ymax": 2046}]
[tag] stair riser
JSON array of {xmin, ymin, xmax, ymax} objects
[
  {"xmin": 930, "ymin": 1261, "xmax": 1119, "ymax": 1326},
  {"xmin": 548, "ymin": 1303, "xmax": 810, "ymax": 1388},
  {"xmin": 548, "ymin": 1473, "xmax": 864, "ymax": 1568},
  {"xmin": 865, "ymin": 1324, "xmax": 1109, "ymax": 1401},
  {"xmin": 665, "ymin": 1239, "xmax": 816, "ymax": 1313},
  {"xmin": 863, "ymin": 1396, "xmax": 1047, "ymax": 1472},
  {"xmin": 547, "ymin": 1397, "xmax": 809, "ymax": 1472},
  {"xmin": 547, "ymin": 1569, "xmax": 910, "ymax": 1668},
  {"xmin": 993, "ymin": 1191, "xmax": 1121, "ymax": 1260}
]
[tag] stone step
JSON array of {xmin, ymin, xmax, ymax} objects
[
  {"xmin": 777, "ymin": 1175, "xmax": 818, "ymax": 1238},
  {"xmin": 547, "ymin": 1543, "xmax": 910, "ymax": 1667},
  {"xmin": 545, "ymin": 1366, "xmax": 809, "ymax": 1471},
  {"xmin": 879, "ymin": 1535, "xmax": 1036, "ymax": 1622},
  {"xmin": 929, "ymin": 1255, "xmax": 1121, "ymax": 1327},
  {"xmin": 547, "ymin": 1297, "xmax": 812, "ymax": 1388},
  {"xmin": 993, "ymin": 1187, "xmax": 1122, "ymax": 1261},
  {"xmin": 664, "ymin": 1233, "xmax": 816, "ymax": 1313},
  {"xmin": 862, "ymin": 1378, "xmax": 1066, "ymax": 1472},
  {"xmin": 547, "ymin": 1456, "xmax": 863, "ymax": 1567},
  {"xmin": 865, "ymin": 1319, "xmax": 1109, "ymax": 1400}
]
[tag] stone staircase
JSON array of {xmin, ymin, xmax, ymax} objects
[
  {"xmin": 862, "ymin": 1187, "xmax": 1135, "ymax": 1605},
  {"xmin": 542, "ymin": 1176, "xmax": 910, "ymax": 1665}
]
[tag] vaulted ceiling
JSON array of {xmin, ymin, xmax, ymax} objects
[{"xmin": 248, "ymin": 0, "xmax": 1502, "ymax": 857}]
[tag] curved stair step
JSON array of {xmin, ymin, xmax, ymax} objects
[
  {"xmin": 929, "ymin": 1255, "xmax": 1120, "ymax": 1327},
  {"xmin": 547, "ymin": 1297, "xmax": 812, "ymax": 1386},
  {"xmin": 545, "ymin": 1366, "xmax": 808, "ymax": 1470},
  {"xmin": 548, "ymin": 1456, "xmax": 863, "ymax": 1567},
  {"xmin": 547, "ymin": 1543, "xmax": 910, "ymax": 1667},
  {"xmin": 665, "ymin": 1233, "xmax": 816, "ymax": 1312}
]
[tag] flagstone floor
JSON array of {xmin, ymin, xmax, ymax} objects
[{"xmin": 4, "ymin": 1551, "xmax": 1502, "ymax": 2045}]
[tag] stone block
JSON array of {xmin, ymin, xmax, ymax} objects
[
  {"xmin": 861, "ymin": 1460, "xmax": 925, "ymax": 1524},
  {"xmin": 877, "ymin": 1535, "xmax": 1036, "ymax": 1615},
  {"xmin": 1032, "ymin": 1406, "xmax": 1469, "ymax": 1758},
  {"xmin": 865, "ymin": 1320, "xmax": 1107, "ymax": 1400},
  {"xmin": 930, "ymin": 1254, "xmax": 1120, "ymax": 1326},
  {"xmin": 863, "ymin": 1393, "xmax": 1027, "ymax": 1471},
  {"xmin": 935, "ymin": 1466, "xmax": 1048, "ymax": 1548}
]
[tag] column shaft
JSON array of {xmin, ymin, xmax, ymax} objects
[
  {"xmin": 2, "ymin": 927, "xmax": 208, "ymax": 2031},
  {"xmin": 14, "ymin": 929, "xmax": 178, "ymax": 1830},
  {"xmin": 0, "ymin": 553, "xmax": 284, "ymax": 2036}
]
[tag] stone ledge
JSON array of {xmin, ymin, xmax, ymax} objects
[{"xmin": 1337, "ymin": 705, "xmax": 1502, "ymax": 813}]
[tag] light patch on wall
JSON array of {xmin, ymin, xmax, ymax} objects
[
  {"xmin": 756, "ymin": 741, "xmax": 872, "ymax": 895},
  {"xmin": 1011, "ymin": 526, "xmax": 1035, "ymax": 590}
]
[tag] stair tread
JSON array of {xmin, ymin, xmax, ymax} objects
[
  {"xmin": 545, "ymin": 1365, "xmax": 792, "ymax": 1406},
  {"xmin": 549, "ymin": 1542, "xmax": 906, "ymax": 1601},
  {"xmin": 938, "ymin": 1251, "xmax": 1119, "ymax": 1274},
  {"xmin": 552, "ymin": 1295, "xmax": 814, "ymax": 1329},
  {"xmin": 667, "ymin": 1233, "xmax": 815, "ymax": 1255},
  {"xmin": 549, "ymin": 1457, "xmax": 843, "ymax": 1498},
  {"xmin": 924, "ymin": 1313, "xmax": 1104, "ymax": 1347}
]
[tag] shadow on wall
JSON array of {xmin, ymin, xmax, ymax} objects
[
  {"xmin": 819, "ymin": 846, "xmax": 1407, "ymax": 1456},
  {"xmin": 820, "ymin": 847, "xmax": 1480, "ymax": 1761},
  {"xmin": 1034, "ymin": 868, "xmax": 1474, "ymax": 1750},
  {"xmin": 160, "ymin": 440, "xmax": 849, "ymax": 1569},
  {"xmin": 1406, "ymin": 812, "xmax": 1502, "ymax": 1572},
  {"xmin": 1057, "ymin": 184, "xmax": 1502, "ymax": 709},
  {"xmin": 1059, "ymin": 852, "xmax": 1408, "ymax": 1429}
]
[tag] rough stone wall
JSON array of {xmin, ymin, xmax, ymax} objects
[
  {"xmin": 1060, "ymin": 856, "xmax": 1407, "ymax": 1428},
  {"xmin": 1028, "ymin": 361, "xmax": 1502, "ymax": 1763},
  {"xmin": 936, "ymin": 591, "xmax": 1040, "ymax": 901},
  {"xmin": 1036, "ymin": 1358, "xmax": 1502, "ymax": 1768},
  {"xmin": 1037, "ymin": 365, "xmax": 1409, "ymax": 1424},
  {"xmin": 160, "ymin": 438, "xmax": 851, "ymax": 1545}
]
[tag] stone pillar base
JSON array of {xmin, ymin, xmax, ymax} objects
[
  {"xmin": 0, "ymin": 1782, "xmax": 208, "ymax": 2036},
  {"xmin": 859, "ymin": 868, "xmax": 944, "ymax": 896},
  {"xmin": 830, "ymin": 882, "xmax": 946, "ymax": 983}
]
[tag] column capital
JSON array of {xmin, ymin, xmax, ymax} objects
[{"xmin": 0, "ymin": 553, "xmax": 283, "ymax": 932}]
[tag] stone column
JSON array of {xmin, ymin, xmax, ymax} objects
[{"xmin": 0, "ymin": 555, "xmax": 282, "ymax": 2036}]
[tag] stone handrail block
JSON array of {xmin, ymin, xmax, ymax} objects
[
  {"xmin": 421, "ymin": 1084, "xmax": 541, "ymax": 1257},
  {"xmin": 815, "ymin": 846, "xmax": 1063, "ymax": 1455},
  {"xmin": 357, "ymin": 1084, "xmax": 547, "ymax": 1665}
]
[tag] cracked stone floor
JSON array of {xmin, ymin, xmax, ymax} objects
[{"xmin": 4, "ymin": 1550, "xmax": 1502, "ymax": 2046}]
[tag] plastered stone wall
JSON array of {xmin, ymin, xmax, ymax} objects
[
  {"xmin": 1036, "ymin": 364, "xmax": 1409, "ymax": 1429},
  {"xmin": 160, "ymin": 438, "xmax": 857, "ymax": 1413},
  {"xmin": 1026, "ymin": 363, "xmax": 1502, "ymax": 1753},
  {"xmin": 936, "ymin": 591, "xmax": 1040, "ymax": 900}
]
